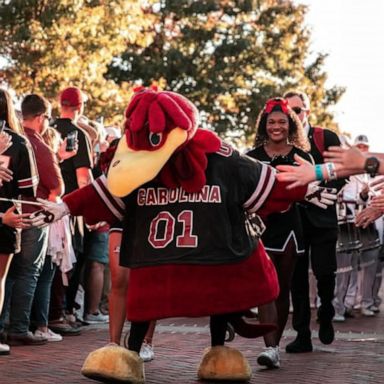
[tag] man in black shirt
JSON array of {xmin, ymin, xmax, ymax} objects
[
  {"xmin": 49, "ymin": 87, "xmax": 93, "ymax": 334},
  {"xmin": 284, "ymin": 90, "xmax": 346, "ymax": 353}
]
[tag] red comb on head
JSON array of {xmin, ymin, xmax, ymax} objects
[{"xmin": 124, "ymin": 88, "xmax": 199, "ymax": 150}]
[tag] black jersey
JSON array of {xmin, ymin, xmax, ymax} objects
[
  {"xmin": 0, "ymin": 127, "xmax": 38, "ymax": 253},
  {"xmin": 119, "ymin": 143, "xmax": 276, "ymax": 268},
  {"xmin": 0, "ymin": 127, "xmax": 38, "ymax": 210},
  {"xmin": 247, "ymin": 146, "xmax": 311, "ymax": 254}
]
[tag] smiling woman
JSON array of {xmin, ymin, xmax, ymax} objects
[{"xmin": 246, "ymin": 97, "xmax": 313, "ymax": 368}]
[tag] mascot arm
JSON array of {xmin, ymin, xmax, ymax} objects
[
  {"xmin": 63, "ymin": 175, "xmax": 125, "ymax": 225},
  {"xmin": 257, "ymin": 179, "xmax": 307, "ymax": 220}
]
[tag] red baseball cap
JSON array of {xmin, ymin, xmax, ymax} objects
[{"xmin": 59, "ymin": 87, "xmax": 86, "ymax": 107}]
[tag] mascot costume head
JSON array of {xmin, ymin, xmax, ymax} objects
[
  {"xmin": 107, "ymin": 87, "xmax": 222, "ymax": 196},
  {"xmin": 78, "ymin": 88, "xmax": 281, "ymax": 383}
]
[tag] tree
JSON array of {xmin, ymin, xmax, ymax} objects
[
  {"xmin": 107, "ymin": 0, "xmax": 345, "ymax": 144},
  {"xmin": 0, "ymin": 0, "xmax": 155, "ymax": 123}
]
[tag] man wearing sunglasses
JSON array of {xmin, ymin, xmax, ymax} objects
[{"xmin": 283, "ymin": 90, "xmax": 345, "ymax": 353}]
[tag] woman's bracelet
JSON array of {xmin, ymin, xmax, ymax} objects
[
  {"xmin": 314, "ymin": 162, "xmax": 337, "ymax": 182},
  {"xmin": 314, "ymin": 164, "xmax": 324, "ymax": 181}
]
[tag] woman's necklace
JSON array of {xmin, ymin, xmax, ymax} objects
[{"xmin": 263, "ymin": 143, "xmax": 292, "ymax": 159}]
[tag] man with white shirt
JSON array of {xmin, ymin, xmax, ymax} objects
[{"xmin": 345, "ymin": 135, "xmax": 382, "ymax": 317}]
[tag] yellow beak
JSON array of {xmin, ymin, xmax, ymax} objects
[{"xmin": 107, "ymin": 127, "xmax": 188, "ymax": 197}]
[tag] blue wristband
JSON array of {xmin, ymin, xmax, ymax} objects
[{"xmin": 315, "ymin": 164, "xmax": 323, "ymax": 181}]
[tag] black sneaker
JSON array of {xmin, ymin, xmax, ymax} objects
[
  {"xmin": 48, "ymin": 319, "xmax": 81, "ymax": 336},
  {"xmin": 344, "ymin": 308, "xmax": 355, "ymax": 318},
  {"xmin": 318, "ymin": 319, "xmax": 334, "ymax": 345},
  {"xmin": 285, "ymin": 336, "xmax": 313, "ymax": 353}
]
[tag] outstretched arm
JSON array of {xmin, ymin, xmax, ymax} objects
[
  {"xmin": 31, "ymin": 175, "xmax": 125, "ymax": 227},
  {"xmin": 63, "ymin": 175, "xmax": 124, "ymax": 224},
  {"xmin": 324, "ymin": 146, "xmax": 384, "ymax": 176}
]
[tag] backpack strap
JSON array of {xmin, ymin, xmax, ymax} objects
[{"xmin": 312, "ymin": 126, "xmax": 325, "ymax": 154}]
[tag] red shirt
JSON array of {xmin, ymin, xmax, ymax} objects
[{"xmin": 22, "ymin": 128, "xmax": 64, "ymax": 214}]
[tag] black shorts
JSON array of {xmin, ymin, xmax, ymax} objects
[{"xmin": 0, "ymin": 225, "xmax": 18, "ymax": 254}]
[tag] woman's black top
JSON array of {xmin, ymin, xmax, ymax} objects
[{"xmin": 246, "ymin": 145, "xmax": 312, "ymax": 254}]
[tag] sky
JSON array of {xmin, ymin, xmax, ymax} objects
[{"xmin": 297, "ymin": 0, "xmax": 384, "ymax": 151}]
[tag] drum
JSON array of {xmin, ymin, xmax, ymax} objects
[
  {"xmin": 336, "ymin": 202, "xmax": 362, "ymax": 253},
  {"xmin": 357, "ymin": 223, "xmax": 380, "ymax": 251},
  {"xmin": 337, "ymin": 222, "xmax": 362, "ymax": 253},
  {"xmin": 354, "ymin": 204, "xmax": 381, "ymax": 252}
]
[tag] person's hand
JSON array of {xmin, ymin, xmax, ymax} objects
[
  {"xmin": 2, "ymin": 205, "xmax": 32, "ymax": 229},
  {"xmin": 57, "ymin": 138, "xmax": 78, "ymax": 161},
  {"xmin": 369, "ymin": 176, "xmax": 384, "ymax": 194},
  {"xmin": 359, "ymin": 182, "xmax": 369, "ymax": 200},
  {"xmin": 28, "ymin": 199, "xmax": 70, "ymax": 227},
  {"xmin": 369, "ymin": 194, "xmax": 384, "ymax": 211},
  {"xmin": 304, "ymin": 181, "xmax": 337, "ymax": 209},
  {"xmin": 276, "ymin": 154, "xmax": 316, "ymax": 189},
  {"xmin": 0, "ymin": 162, "xmax": 13, "ymax": 185},
  {"xmin": 86, "ymin": 221, "xmax": 107, "ymax": 231},
  {"xmin": 323, "ymin": 146, "xmax": 366, "ymax": 172},
  {"xmin": 0, "ymin": 131, "xmax": 12, "ymax": 155},
  {"xmin": 355, "ymin": 206, "xmax": 382, "ymax": 228}
]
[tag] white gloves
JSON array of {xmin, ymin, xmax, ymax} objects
[
  {"xmin": 304, "ymin": 181, "xmax": 337, "ymax": 209},
  {"xmin": 29, "ymin": 199, "xmax": 70, "ymax": 227}
]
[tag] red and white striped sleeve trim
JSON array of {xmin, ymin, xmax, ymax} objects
[
  {"xmin": 92, "ymin": 175, "xmax": 125, "ymax": 221},
  {"xmin": 243, "ymin": 163, "xmax": 276, "ymax": 213},
  {"xmin": 18, "ymin": 175, "xmax": 39, "ymax": 189},
  {"xmin": 109, "ymin": 226, "xmax": 123, "ymax": 234}
]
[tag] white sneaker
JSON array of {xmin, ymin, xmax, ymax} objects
[
  {"xmin": 369, "ymin": 305, "xmax": 380, "ymax": 313},
  {"xmin": 34, "ymin": 329, "xmax": 63, "ymax": 342},
  {"xmin": 140, "ymin": 342, "xmax": 154, "ymax": 362},
  {"xmin": 361, "ymin": 308, "xmax": 375, "ymax": 317},
  {"xmin": 257, "ymin": 346, "xmax": 280, "ymax": 368},
  {"xmin": 0, "ymin": 342, "xmax": 10, "ymax": 355},
  {"xmin": 333, "ymin": 314, "xmax": 346, "ymax": 322},
  {"xmin": 84, "ymin": 312, "xmax": 109, "ymax": 324}
]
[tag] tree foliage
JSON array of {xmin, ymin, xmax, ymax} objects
[
  {"xmin": 0, "ymin": 0, "xmax": 154, "ymax": 122},
  {"xmin": 107, "ymin": 0, "xmax": 345, "ymax": 144},
  {"xmin": 0, "ymin": 0, "xmax": 345, "ymax": 142}
]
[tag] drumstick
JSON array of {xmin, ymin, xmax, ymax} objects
[{"xmin": 0, "ymin": 197, "xmax": 44, "ymax": 206}]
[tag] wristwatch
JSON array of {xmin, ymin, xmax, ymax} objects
[{"xmin": 364, "ymin": 156, "xmax": 380, "ymax": 177}]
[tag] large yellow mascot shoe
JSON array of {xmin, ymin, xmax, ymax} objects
[
  {"xmin": 197, "ymin": 346, "xmax": 252, "ymax": 381},
  {"xmin": 81, "ymin": 344, "xmax": 145, "ymax": 383}
]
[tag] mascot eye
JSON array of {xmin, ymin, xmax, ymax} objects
[{"xmin": 149, "ymin": 132, "xmax": 162, "ymax": 147}]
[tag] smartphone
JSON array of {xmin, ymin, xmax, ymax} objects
[
  {"xmin": 0, "ymin": 119, "xmax": 6, "ymax": 133},
  {"xmin": 66, "ymin": 130, "xmax": 78, "ymax": 151}
]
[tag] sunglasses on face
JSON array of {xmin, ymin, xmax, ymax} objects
[{"xmin": 292, "ymin": 107, "xmax": 308, "ymax": 115}]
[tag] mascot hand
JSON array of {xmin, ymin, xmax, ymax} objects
[
  {"xmin": 29, "ymin": 199, "xmax": 70, "ymax": 227},
  {"xmin": 304, "ymin": 181, "xmax": 337, "ymax": 209}
]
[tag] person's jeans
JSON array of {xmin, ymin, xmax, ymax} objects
[
  {"xmin": 32, "ymin": 256, "xmax": 57, "ymax": 327},
  {"xmin": 7, "ymin": 226, "xmax": 49, "ymax": 335}
]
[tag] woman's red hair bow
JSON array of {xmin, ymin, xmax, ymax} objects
[{"xmin": 264, "ymin": 98, "xmax": 289, "ymax": 114}]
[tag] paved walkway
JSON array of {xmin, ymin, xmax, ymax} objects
[{"xmin": 1, "ymin": 307, "xmax": 384, "ymax": 384}]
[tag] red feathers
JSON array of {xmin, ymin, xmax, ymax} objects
[
  {"xmin": 124, "ymin": 89, "xmax": 199, "ymax": 150},
  {"xmin": 123, "ymin": 88, "xmax": 221, "ymax": 192}
]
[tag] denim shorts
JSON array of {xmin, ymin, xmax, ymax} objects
[{"xmin": 85, "ymin": 231, "xmax": 109, "ymax": 265}]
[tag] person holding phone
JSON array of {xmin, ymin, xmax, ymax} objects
[
  {"xmin": 49, "ymin": 86, "xmax": 93, "ymax": 335},
  {"xmin": 0, "ymin": 89, "xmax": 38, "ymax": 354}
]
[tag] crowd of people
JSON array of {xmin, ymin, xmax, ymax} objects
[{"xmin": 0, "ymin": 86, "xmax": 383, "ymax": 376}]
